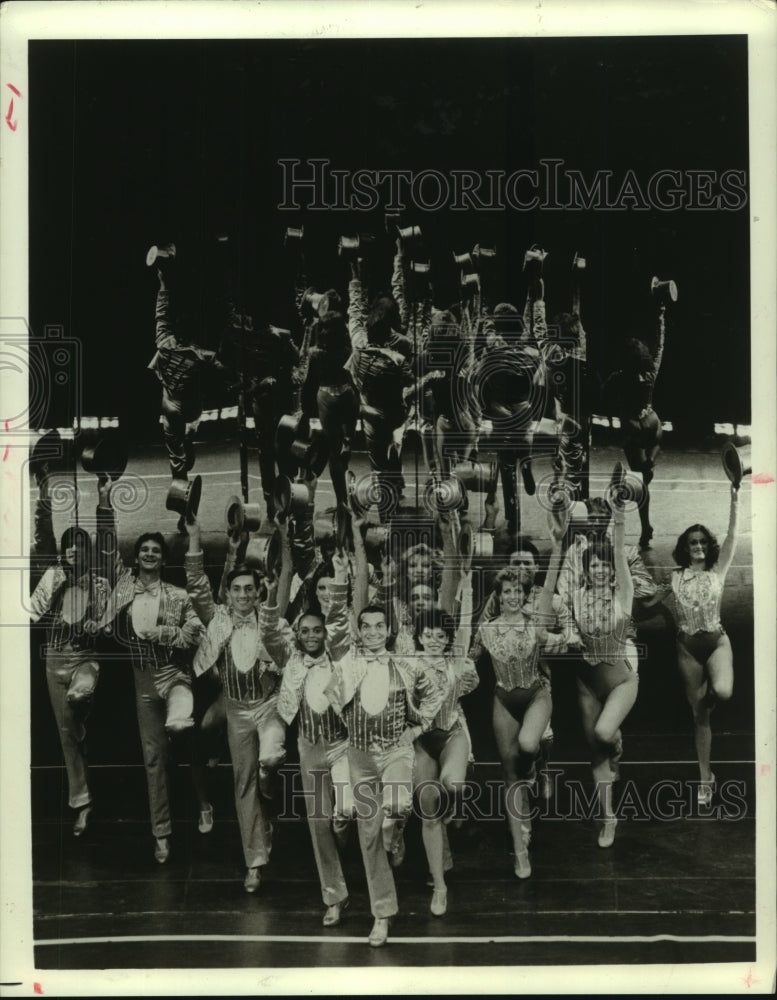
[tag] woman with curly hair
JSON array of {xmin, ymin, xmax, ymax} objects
[
  {"xmin": 412, "ymin": 578, "xmax": 478, "ymax": 917},
  {"xmin": 470, "ymin": 536, "xmax": 570, "ymax": 877},
  {"xmin": 665, "ymin": 485, "xmax": 740, "ymax": 804},
  {"xmin": 545, "ymin": 499, "xmax": 639, "ymax": 849}
]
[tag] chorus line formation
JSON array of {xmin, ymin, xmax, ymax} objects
[{"xmin": 29, "ymin": 221, "xmax": 750, "ymax": 949}]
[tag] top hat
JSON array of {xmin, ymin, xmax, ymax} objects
[
  {"xmin": 146, "ymin": 243, "xmax": 176, "ymax": 268},
  {"xmin": 283, "ymin": 226, "xmax": 304, "ymax": 248},
  {"xmin": 721, "ymin": 441, "xmax": 751, "ymax": 488},
  {"xmin": 30, "ymin": 429, "xmax": 62, "ymax": 478},
  {"xmin": 650, "ymin": 276, "xmax": 678, "ymax": 302},
  {"xmin": 80, "ymin": 431, "xmax": 128, "ymax": 482},
  {"xmin": 166, "ymin": 475, "xmax": 202, "ymax": 524},
  {"xmin": 225, "ymin": 494, "xmax": 264, "ymax": 536},
  {"xmin": 244, "ymin": 523, "xmax": 282, "ymax": 578}
]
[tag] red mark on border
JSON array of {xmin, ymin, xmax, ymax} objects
[
  {"xmin": 760, "ymin": 764, "xmax": 771, "ymax": 776},
  {"xmin": 33, "ymin": 984, "xmax": 44, "ymax": 995},
  {"xmin": 5, "ymin": 85, "xmax": 22, "ymax": 131},
  {"xmin": 742, "ymin": 967, "xmax": 759, "ymax": 988},
  {"xmin": 752, "ymin": 473, "xmax": 774, "ymax": 484}
]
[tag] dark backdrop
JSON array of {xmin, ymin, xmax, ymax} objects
[{"xmin": 30, "ymin": 36, "xmax": 750, "ymax": 441}]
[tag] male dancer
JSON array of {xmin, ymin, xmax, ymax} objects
[{"xmin": 325, "ymin": 605, "xmax": 444, "ymax": 947}]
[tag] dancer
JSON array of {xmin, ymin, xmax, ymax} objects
[
  {"xmin": 147, "ymin": 244, "xmax": 220, "ymax": 529},
  {"xmin": 603, "ymin": 292, "xmax": 670, "ymax": 549},
  {"xmin": 89, "ymin": 493, "xmax": 204, "ymax": 863},
  {"xmin": 470, "ymin": 532, "xmax": 570, "ymax": 877},
  {"xmin": 474, "ymin": 298, "xmax": 543, "ymax": 540},
  {"xmin": 30, "ymin": 471, "xmax": 114, "ymax": 837},
  {"xmin": 215, "ymin": 237, "xmax": 300, "ymax": 519},
  {"xmin": 662, "ymin": 484, "xmax": 740, "ymax": 804},
  {"xmin": 413, "ymin": 572, "xmax": 479, "ymax": 916},
  {"xmin": 300, "ymin": 310, "xmax": 359, "ymax": 509},
  {"xmin": 324, "ymin": 604, "xmax": 445, "ymax": 947},
  {"xmin": 547, "ymin": 494, "xmax": 639, "ymax": 848},
  {"xmin": 346, "ymin": 256, "xmax": 414, "ymax": 513},
  {"xmin": 261, "ymin": 552, "xmax": 354, "ymax": 926},
  {"xmin": 185, "ymin": 515, "xmax": 292, "ymax": 892}
]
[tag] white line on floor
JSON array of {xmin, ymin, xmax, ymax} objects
[{"xmin": 34, "ymin": 933, "xmax": 755, "ymax": 947}]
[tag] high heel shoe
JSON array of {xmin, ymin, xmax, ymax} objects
[
  {"xmin": 73, "ymin": 804, "xmax": 92, "ymax": 838},
  {"xmin": 514, "ymin": 849, "xmax": 532, "ymax": 879},
  {"xmin": 698, "ymin": 773, "xmax": 716, "ymax": 807},
  {"xmin": 598, "ymin": 818, "xmax": 618, "ymax": 848},
  {"xmin": 430, "ymin": 888, "xmax": 448, "ymax": 917}
]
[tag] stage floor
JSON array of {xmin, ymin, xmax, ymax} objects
[{"xmin": 32, "ymin": 732, "xmax": 756, "ymax": 971}]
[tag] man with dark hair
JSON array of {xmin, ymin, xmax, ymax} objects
[
  {"xmin": 92, "ymin": 491, "xmax": 203, "ymax": 864},
  {"xmin": 261, "ymin": 552, "xmax": 353, "ymax": 927},
  {"xmin": 325, "ymin": 604, "xmax": 444, "ymax": 948},
  {"xmin": 30, "ymin": 470, "xmax": 115, "ymax": 837},
  {"xmin": 185, "ymin": 515, "xmax": 292, "ymax": 893}
]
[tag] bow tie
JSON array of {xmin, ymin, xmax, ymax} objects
[
  {"xmin": 303, "ymin": 652, "xmax": 328, "ymax": 668},
  {"xmin": 232, "ymin": 613, "xmax": 257, "ymax": 629},
  {"xmin": 364, "ymin": 652, "xmax": 391, "ymax": 665},
  {"xmin": 134, "ymin": 580, "xmax": 161, "ymax": 597}
]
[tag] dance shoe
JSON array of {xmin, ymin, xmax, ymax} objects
[
  {"xmin": 368, "ymin": 917, "xmax": 391, "ymax": 948},
  {"xmin": 698, "ymin": 773, "xmax": 716, "ymax": 807},
  {"xmin": 598, "ymin": 818, "xmax": 618, "ymax": 848},
  {"xmin": 198, "ymin": 805, "xmax": 214, "ymax": 834},
  {"xmin": 244, "ymin": 867, "xmax": 261, "ymax": 894},
  {"xmin": 154, "ymin": 837, "xmax": 171, "ymax": 864},
  {"xmin": 322, "ymin": 898, "xmax": 349, "ymax": 927},
  {"xmin": 514, "ymin": 848, "xmax": 532, "ymax": 879},
  {"xmin": 73, "ymin": 804, "xmax": 92, "ymax": 838},
  {"xmin": 430, "ymin": 888, "xmax": 448, "ymax": 917}
]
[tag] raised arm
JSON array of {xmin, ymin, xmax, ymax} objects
[
  {"xmin": 652, "ymin": 303, "xmax": 667, "ymax": 378},
  {"xmin": 717, "ymin": 484, "xmax": 740, "ymax": 578},
  {"xmin": 612, "ymin": 503, "xmax": 634, "ymax": 614},
  {"xmin": 32, "ymin": 473, "xmax": 57, "ymax": 565},
  {"xmin": 275, "ymin": 522, "xmax": 294, "ymax": 618},
  {"xmin": 326, "ymin": 553, "xmax": 351, "ymax": 662},
  {"xmin": 347, "ymin": 260, "xmax": 369, "ymax": 351},
  {"xmin": 184, "ymin": 515, "xmax": 218, "ymax": 626},
  {"xmin": 453, "ymin": 569, "xmax": 474, "ymax": 657},
  {"xmin": 437, "ymin": 511, "xmax": 460, "ymax": 616},
  {"xmin": 350, "ymin": 512, "xmax": 370, "ymax": 620},
  {"xmin": 391, "ymin": 239, "xmax": 409, "ymax": 331},
  {"xmin": 258, "ymin": 575, "xmax": 296, "ymax": 672}
]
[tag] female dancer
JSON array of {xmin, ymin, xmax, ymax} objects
[
  {"xmin": 666, "ymin": 484, "xmax": 740, "ymax": 804},
  {"xmin": 413, "ymin": 573, "xmax": 479, "ymax": 916},
  {"xmin": 470, "ymin": 537, "xmax": 569, "ymax": 878},
  {"xmin": 545, "ymin": 496, "xmax": 639, "ymax": 848}
]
